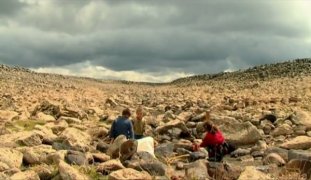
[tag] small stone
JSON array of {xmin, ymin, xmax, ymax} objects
[
  {"xmin": 31, "ymin": 164, "xmax": 56, "ymax": 180},
  {"xmin": 96, "ymin": 141, "xmax": 110, "ymax": 153},
  {"xmin": 238, "ymin": 155, "xmax": 254, "ymax": 162},
  {"xmin": 274, "ymin": 135, "xmax": 286, "ymax": 142},
  {"xmin": 97, "ymin": 159, "xmax": 125, "ymax": 175},
  {"xmin": 251, "ymin": 151, "xmax": 264, "ymax": 158},
  {"xmin": 186, "ymin": 122, "xmax": 196, "ymax": 128},
  {"xmin": 231, "ymin": 148, "xmax": 251, "ymax": 157},
  {"xmin": 185, "ymin": 160, "xmax": 209, "ymax": 180},
  {"xmin": 176, "ymin": 162, "xmax": 184, "ymax": 170},
  {"xmin": 264, "ymin": 147, "xmax": 288, "ymax": 162},
  {"xmin": 58, "ymin": 116, "xmax": 81, "ymax": 124},
  {"xmin": 65, "ymin": 150, "xmax": 89, "ymax": 166},
  {"xmin": 263, "ymin": 153, "xmax": 285, "ymax": 166},
  {"xmin": 93, "ymin": 153, "xmax": 111, "ymax": 163},
  {"xmin": 295, "ymin": 130, "xmax": 306, "ymax": 135},
  {"xmin": 284, "ymin": 120, "xmax": 293, "ymax": 126},
  {"xmin": 294, "ymin": 126, "xmax": 307, "ymax": 135},
  {"xmin": 271, "ymin": 124, "xmax": 293, "ymax": 136},
  {"xmin": 254, "ymin": 157, "xmax": 263, "ymax": 160}
]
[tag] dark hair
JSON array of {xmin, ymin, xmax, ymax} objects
[
  {"xmin": 122, "ymin": 108, "xmax": 131, "ymax": 117},
  {"xmin": 203, "ymin": 121, "xmax": 219, "ymax": 134}
]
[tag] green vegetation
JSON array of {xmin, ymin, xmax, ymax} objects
[
  {"xmin": 75, "ymin": 165, "xmax": 108, "ymax": 180},
  {"xmin": 5, "ymin": 120, "xmax": 46, "ymax": 131}
]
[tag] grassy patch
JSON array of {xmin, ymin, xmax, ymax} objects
[
  {"xmin": 74, "ymin": 165, "xmax": 108, "ymax": 180},
  {"xmin": 6, "ymin": 120, "xmax": 46, "ymax": 131}
]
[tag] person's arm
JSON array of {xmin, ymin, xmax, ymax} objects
[
  {"xmin": 109, "ymin": 120, "xmax": 116, "ymax": 141},
  {"xmin": 131, "ymin": 119, "xmax": 135, "ymax": 133},
  {"xmin": 199, "ymin": 133, "xmax": 210, "ymax": 147},
  {"xmin": 128, "ymin": 120, "xmax": 134, "ymax": 139},
  {"xmin": 142, "ymin": 120, "xmax": 146, "ymax": 135}
]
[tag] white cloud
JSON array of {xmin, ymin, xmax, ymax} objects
[{"xmin": 31, "ymin": 61, "xmax": 193, "ymax": 83}]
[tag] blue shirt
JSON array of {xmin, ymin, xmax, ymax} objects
[{"xmin": 109, "ymin": 116, "xmax": 134, "ymax": 139}]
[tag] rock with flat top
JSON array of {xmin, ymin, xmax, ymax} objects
[
  {"xmin": 238, "ymin": 166, "xmax": 272, "ymax": 180},
  {"xmin": 0, "ymin": 148, "xmax": 23, "ymax": 170},
  {"xmin": 108, "ymin": 168, "xmax": 152, "ymax": 180},
  {"xmin": 280, "ymin": 136, "xmax": 311, "ymax": 150}
]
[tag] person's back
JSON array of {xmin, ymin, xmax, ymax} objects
[
  {"xmin": 109, "ymin": 108, "xmax": 134, "ymax": 141},
  {"xmin": 193, "ymin": 119, "xmax": 228, "ymax": 162},
  {"xmin": 200, "ymin": 130, "xmax": 224, "ymax": 147}
]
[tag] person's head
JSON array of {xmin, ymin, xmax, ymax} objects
[
  {"xmin": 203, "ymin": 121, "xmax": 218, "ymax": 134},
  {"xmin": 136, "ymin": 106, "xmax": 144, "ymax": 120},
  {"xmin": 205, "ymin": 110, "xmax": 211, "ymax": 121},
  {"xmin": 122, "ymin": 108, "xmax": 131, "ymax": 118}
]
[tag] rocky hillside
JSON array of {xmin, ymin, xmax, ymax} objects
[
  {"xmin": 171, "ymin": 58, "xmax": 311, "ymax": 85},
  {"xmin": 0, "ymin": 60, "xmax": 311, "ymax": 179}
]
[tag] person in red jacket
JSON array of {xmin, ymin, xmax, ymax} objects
[{"xmin": 193, "ymin": 121, "xmax": 229, "ymax": 162}]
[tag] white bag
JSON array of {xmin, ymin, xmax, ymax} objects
[{"xmin": 136, "ymin": 136, "xmax": 156, "ymax": 158}]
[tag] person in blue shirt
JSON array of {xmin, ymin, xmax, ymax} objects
[{"xmin": 109, "ymin": 108, "xmax": 134, "ymax": 142}]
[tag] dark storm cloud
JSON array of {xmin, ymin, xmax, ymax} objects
[
  {"xmin": 0, "ymin": 0, "xmax": 310, "ymax": 77},
  {"xmin": 0, "ymin": 0, "xmax": 25, "ymax": 16}
]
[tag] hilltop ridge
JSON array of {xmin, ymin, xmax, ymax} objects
[
  {"xmin": 1, "ymin": 58, "xmax": 311, "ymax": 85},
  {"xmin": 171, "ymin": 58, "xmax": 311, "ymax": 84}
]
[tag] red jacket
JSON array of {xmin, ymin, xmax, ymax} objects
[{"xmin": 200, "ymin": 130, "xmax": 225, "ymax": 147}]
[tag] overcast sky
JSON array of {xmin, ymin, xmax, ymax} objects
[{"xmin": 0, "ymin": 0, "xmax": 310, "ymax": 82}]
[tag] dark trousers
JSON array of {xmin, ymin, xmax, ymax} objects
[
  {"xmin": 207, "ymin": 142, "xmax": 236, "ymax": 162},
  {"xmin": 207, "ymin": 144, "xmax": 224, "ymax": 162},
  {"xmin": 134, "ymin": 134, "xmax": 144, "ymax": 140}
]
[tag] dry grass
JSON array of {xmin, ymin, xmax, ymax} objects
[
  {"xmin": 164, "ymin": 154, "xmax": 190, "ymax": 165},
  {"xmin": 277, "ymin": 167, "xmax": 308, "ymax": 180}
]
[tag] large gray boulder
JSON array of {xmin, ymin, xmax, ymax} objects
[
  {"xmin": 280, "ymin": 136, "xmax": 311, "ymax": 150},
  {"xmin": 219, "ymin": 121, "xmax": 262, "ymax": 145},
  {"xmin": 0, "ymin": 131, "xmax": 43, "ymax": 148},
  {"xmin": 288, "ymin": 149, "xmax": 311, "ymax": 161},
  {"xmin": 125, "ymin": 151, "xmax": 167, "ymax": 176},
  {"xmin": 33, "ymin": 125, "xmax": 58, "ymax": 144},
  {"xmin": 17, "ymin": 145, "xmax": 56, "ymax": 165},
  {"xmin": 293, "ymin": 110, "xmax": 311, "ymax": 130},
  {"xmin": 155, "ymin": 120, "xmax": 189, "ymax": 135},
  {"xmin": 58, "ymin": 128, "xmax": 91, "ymax": 152}
]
